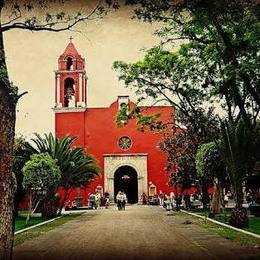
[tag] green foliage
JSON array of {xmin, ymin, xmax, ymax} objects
[
  {"xmin": 218, "ymin": 119, "xmax": 260, "ymax": 206},
  {"xmin": 12, "ymin": 136, "xmax": 33, "ymax": 214},
  {"xmin": 113, "ymin": 43, "xmax": 220, "ymax": 138},
  {"xmin": 196, "ymin": 142, "xmax": 225, "ymax": 179},
  {"xmin": 25, "ymin": 133, "xmax": 99, "ymax": 215},
  {"xmin": 189, "ymin": 208, "xmax": 260, "ymax": 235},
  {"xmin": 136, "ymin": 112, "xmax": 165, "ymax": 132},
  {"xmin": 26, "ymin": 133, "xmax": 100, "ymax": 189},
  {"xmin": 115, "ymin": 101, "xmax": 167, "ymax": 132},
  {"xmin": 218, "ymin": 119, "xmax": 260, "ymax": 227},
  {"xmin": 124, "ymin": 0, "xmax": 260, "ymax": 127},
  {"xmin": 22, "ymin": 153, "xmax": 61, "ymax": 191},
  {"xmin": 195, "ymin": 216, "xmax": 260, "ymax": 247},
  {"xmin": 15, "ymin": 215, "xmax": 49, "ymax": 232},
  {"xmin": 115, "ymin": 103, "xmax": 129, "ymax": 126},
  {"xmin": 14, "ymin": 213, "xmax": 83, "ymax": 246},
  {"xmin": 196, "ymin": 143, "xmax": 208, "ymax": 178}
]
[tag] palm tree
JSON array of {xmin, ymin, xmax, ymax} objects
[
  {"xmin": 218, "ymin": 119, "xmax": 260, "ymax": 227},
  {"xmin": 26, "ymin": 133, "xmax": 100, "ymax": 216}
]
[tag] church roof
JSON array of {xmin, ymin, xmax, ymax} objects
[{"xmin": 60, "ymin": 41, "xmax": 80, "ymax": 58}]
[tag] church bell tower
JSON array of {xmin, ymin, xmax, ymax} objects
[{"xmin": 54, "ymin": 39, "xmax": 87, "ymax": 110}]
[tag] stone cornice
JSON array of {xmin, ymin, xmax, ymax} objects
[
  {"xmin": 54, "ymin": 70, "xmax": 86, "ymax": 74},
  {"xmin": 52, "ymin": 107, "xmax": 87, "ymax": 113},
  {"xmin": 103, "ymin": 153, "xmax": 148, "ymax": 157}
]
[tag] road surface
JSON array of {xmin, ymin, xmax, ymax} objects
[{"xmin": 14, "ymin": 205, "xmax": 260, "ymax": 260}]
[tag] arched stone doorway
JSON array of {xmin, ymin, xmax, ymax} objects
[
  {"xmin": 104, "ymin": 154, "xmax": 148, "ymax": 203},
  {"xmin": 114, "ymin": 166, "xmax": 138, "ymax": 204}
]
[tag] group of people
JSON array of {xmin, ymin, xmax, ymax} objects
[
  {"xmin": 116, "ymin": 191, "xmax": 127, "ymax": 210},
  {"xmin": 159, "ymin": 191, "xmax": 176, "ymax": 211},
  {"xmin": 88, "ymin": 192, "xmax": 110, "ymax": 209},
  {"xmin": 159, "ymin": 191, "xmax": 205, "ymax": 211}
]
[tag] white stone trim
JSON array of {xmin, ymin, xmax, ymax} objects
[
  {"xmin": 79, "ymin": 73, "xmax": 82, "ymax": 102},
  {"xmin": 104, "ymin": 154, "xmax": 148, "ymax": 202},
  {"xmin": 77, "ymin": 102, "xmax": 86, "ymax": 108},
  {"xmin": 57, "ymin": 74, "xmax": 61, "ymax": 104},
  {"xmin": 14, "ymin": 216, "xmax": 63, "ymax": 235},
  {"xmin": 55, "ymin": 103, "xmax": 62, "ymax": 108},
  {"xmin": 54, "ymin": 70, "xmax": 85, "ymax": 73},
  {"xmin": 104, "ymin": 153, "xmax": 148, "ymax": 157},
  {"xmin": 53, "ymin": 107, "xmax": 86, "ymax": 113}
]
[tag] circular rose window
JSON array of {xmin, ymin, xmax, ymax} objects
[{"xmin": 118, "ymin": 136, "xmax": 132, "ymax": 150}]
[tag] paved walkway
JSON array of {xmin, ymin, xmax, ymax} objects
[{"xmin": 14, "ymin": 205, "xmax": 260, "ymax": 260}]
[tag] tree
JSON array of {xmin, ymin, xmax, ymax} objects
[
  {"xmin": 113, "ymin": 46, "xmax": 218, "ymax": 133},
  {"xmin": 196, "ymin": 142, "xmax": 227, "ymax": 215},
  {"xmin": 22, "ymin": 153, "xmax": 61, "ymax": 224},
  {"xmin": 0, "ymin": 1, "xmax": 112, "ymax": 258},
  {"xmin": 26, "ymin": 133, "xmax": 100, "ymax": 215},
  {"xmin": 124, "ymin": 0, "xmax": 260, "ymax": 126},
  {"xmin": 12, "ymin": 136, "xmax": 33, "ymax": 218},
  {"xmin": 217, "ymin": 119, "xmax": 260, "ymax": 227}
]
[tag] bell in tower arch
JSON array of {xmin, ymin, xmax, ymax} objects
[{"xmin": 64, "ymin": 78, "xmax": 76, "ymax": 108}]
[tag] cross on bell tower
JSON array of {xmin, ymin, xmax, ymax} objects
[{"xmin": 54, "ymin": 40, "xmax": 87, "ymax": 110}]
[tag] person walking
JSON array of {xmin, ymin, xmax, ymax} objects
[
  {"xmin": 141, "ymin": 192, "xmax": 147, "ymax": 205},
  {"xmin": 116, "ymin": 191, "xmax": 123, "ymax": 210},
  {"xmin": 159, "ymin": 190, "xmax": 164, "ymax": 206},
  {"xmin": 95, "ymin": 192, "xmax": 101, "ymax": 209},
  {"xmin": 122, "ymin": 192, "xmax": 127, "ymax": 210},
  {"xmin": 165, "ymin": 194, "xmax": 173, "ymax": 211},
  {"xmin": 89, "ymin": 193, "xmax": 96, "ymax": 209},
  {"xmin": 169, "ymin": 191, "xmax": 175, "ymax": 210},
  {"xmin": 104, "ymin": 192, "xmax": 110, "ymax": 209}
]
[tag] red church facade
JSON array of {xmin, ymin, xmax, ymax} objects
[{"xmin": 54, "ymin": 42, "xmax": 174, "ymax": 204}]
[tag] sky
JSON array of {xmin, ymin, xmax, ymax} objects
[{"xmin": 3, "ymin": 1, "xmax": 164, "ymax": 138}]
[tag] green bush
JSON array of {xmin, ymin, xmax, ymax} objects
[{"xmin": 22, "ymin": 153, "xmax": 61, "ymax": 191}]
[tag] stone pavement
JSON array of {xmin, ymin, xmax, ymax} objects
[{"xmin": 14, "ymin": 205, "xmax": 260, "ymax": 260}]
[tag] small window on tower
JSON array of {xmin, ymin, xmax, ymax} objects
[{"xmin": 66, "ymin": 57, "xmax": 73, "ymax": 70}]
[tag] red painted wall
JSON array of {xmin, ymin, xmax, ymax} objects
[{"xmin": 55, "ymin": 100, "xmax": 174, "ymax": 204}]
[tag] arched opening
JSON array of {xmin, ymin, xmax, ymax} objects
[
  {"xmin": 64, "ymin": 77, "xmax": 75, "ymax": 107},
  {"xmin": 114, "ymin": 166, "xmax": 138, "ymax": 204},
  {"xmin": 66, "ymin": 57, "xmax": 73, "ymax": 70}
]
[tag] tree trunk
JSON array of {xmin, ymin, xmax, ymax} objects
[
  {"xmin": 26, "ymin": 192, "xmax": 32, "ymax": 225},
  {"xmin": 209, "ymin": 178, "xmax": 221, "ymax": 217},
  {"xmin": 201, "ymin": 178, "xmax": 210, "ymax": 210},
  {"xmin": 58, "ymin": 188, "xmax": 71, "ymax": 216},
  {"xmin": 0, "ymin": 6, "xmax": 17, "ymax": 258},
  {"xmin": 42, "ymin": 192, "xmax": 59, "ymax": 218},
  {"xmin": 230, "ymin": 206, "xmax": 248, "ymax": 228}
]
